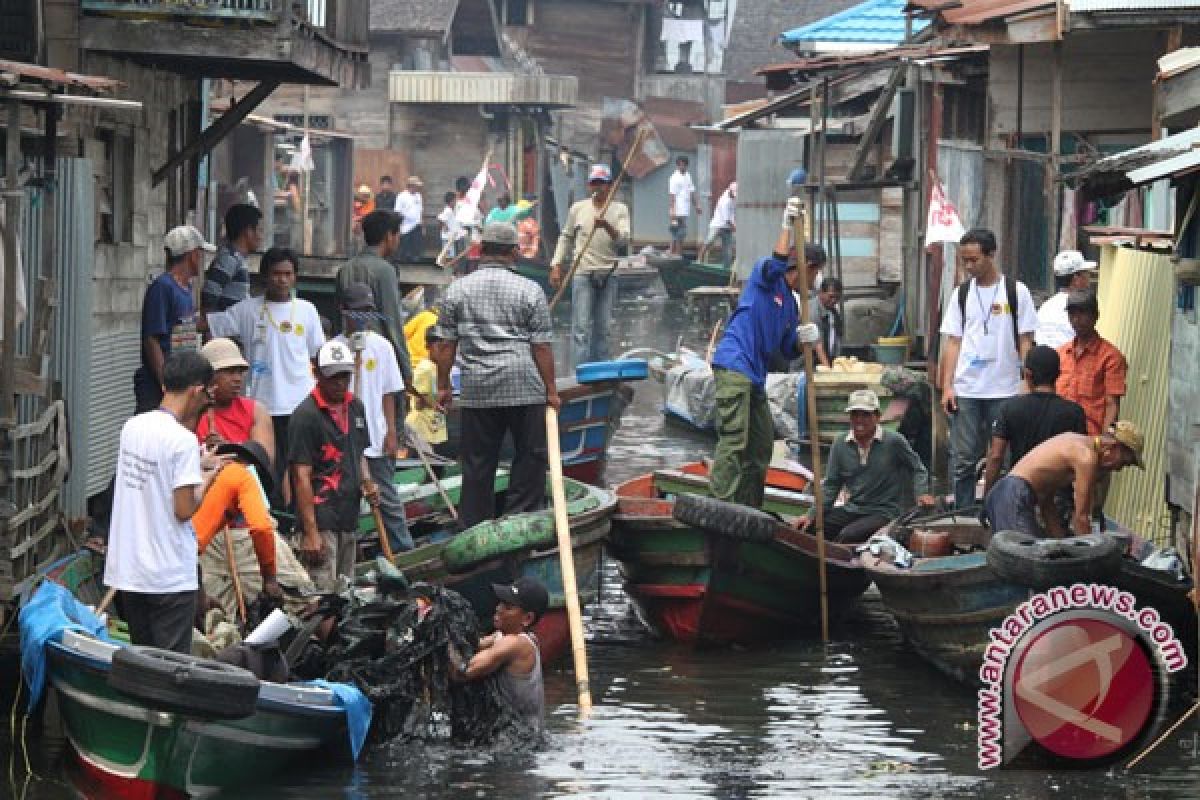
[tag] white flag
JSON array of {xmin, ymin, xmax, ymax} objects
[
  {"xmin": 455, "ymin": 162, "xmax": 490, "ymax": 227},
  {"xmin": 289, "ymin": 134, "xmax": 314, "ymax": 173},
  {"xmin": 925, "ymin": 179, "xmax": 965, "ymax": 247}
]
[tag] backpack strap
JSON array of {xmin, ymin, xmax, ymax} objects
[
  {"xmin": 1005, "ymin": 275, "xmax": 1019, "ymax": 351},
  {"xmin": 957, "ymin": 280, "xmax": 970, "ymax": 335}
]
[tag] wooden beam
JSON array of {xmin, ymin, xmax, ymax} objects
[
  {"xmin": 1048, "ymin": 40, "xmax": 1062, "ymax": 255},
  {"xmin": 846, "ymin": 66, "xmax": 905, "ymax": 182},
  {"xmin": 153, "ymin": 80, "xmax": 279, "ymax": 186}
]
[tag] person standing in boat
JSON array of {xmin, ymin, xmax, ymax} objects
[
  {"xmin": 549, "ymin": 163, "xmax": 631, "ymax": 368},
  {"xmin": 699, "ymin": 181, "xmax": 736, "ymax": 271},
  {"xmin": 451, "ymin": 577, "xmax": 548, "ymax": 735},
  {"xmin": 981, "ymin": 345, "xmax": 1086, "ymax": 497},
  {"xmin": 799, "ymin": 389, "xmax": 935, "ymax": 544},
  {"xmin": 105, "ymin": 351, "xmax": 226, "ymax": 654},
  {"xmin": 433, "ymin": 222, "xmax": 561, "ymax": 530},
  {"xmin": 984, "ymin": 422, "xmax": 1143, "ymax": 538},
  {"xmin": 709, "ymin": 198, "xmax": 820, "ymax": 508},
  {"xmin": 288, "ymin": 340, "xmax": 376, "ymax": 590}
]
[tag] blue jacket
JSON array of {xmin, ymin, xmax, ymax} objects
[{"xmin": 711, "ymin": 255, "xmax": 800, "ymax": 388}]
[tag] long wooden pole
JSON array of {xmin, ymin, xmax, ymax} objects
[
  {"xmin": 545, "ymin": 407, "xmax": 592, "ymax": 716},
  {"xmin": 223, "ymin": 526, "xmax": 248, "ymax": 625},
  {"xmin": 795, "ymin": 209, "xmax": 830, "ymax": 643},
  {"xmin": 548, "ymin": 128, "xmax": 647, "ymax": 312},
  {"xmin": 436, "ymin": 149, "xmax": 493, "ymax": 266},
  {"xmin": 406, "ymin": 424, "xmax": 459, "ymax": 520}
]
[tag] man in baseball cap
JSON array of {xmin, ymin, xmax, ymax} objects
[
  {"xmin": 798, "ymin": 389, "xmax": 934, "ymax": 544},
  {"xmin": 1035, "ymin": 249, "xmax": 1098, "ymax": 349},
  {"xmin": 286, "ymin": 338, "xmax": 374, "ymax": 589},
  {"xmin": 450, "ymin": 575, "xmax": 548, "ymax": 733}
]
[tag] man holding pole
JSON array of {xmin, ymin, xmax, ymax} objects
[
  {"xmin": 549, "ymin": 164, "xmax": 631, "ymax": 368},
  {"xmin": 433, "ymin": 222, "xmax": 561, "ymax": 530},
  {"xmin": 709, "ymin": 198, "xmax": 820, "ymax": 507}
]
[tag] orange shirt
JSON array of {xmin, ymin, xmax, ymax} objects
[
  {"xmin": 1056, "ymin": 335, "xmax": 1127, "ymax": 435},
  {"xmin": 192, "ymin": 462, "xmax": 277, "ymax": 577}
]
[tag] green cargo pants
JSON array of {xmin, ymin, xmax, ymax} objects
[{"xmin": 710, "ymin": 367, "xmax": 774, "ymax": 508}]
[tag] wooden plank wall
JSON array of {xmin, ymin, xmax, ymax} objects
[{"xmin": 988, "ymin": 29, "xmax": 1158, "ymax": 142}]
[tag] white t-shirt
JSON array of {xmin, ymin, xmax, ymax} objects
[
  {"xmin": 939, "ymin": 277, "xmax": 1038, "ymax": 399},
  {"xmin": 208, "ymin": 295, "xmax": 325, "ymax": 415},
  {"xmin": 394, "ymin": 190, "xmax": 423, "ymax": 235},
  {"xmin": 104, "ymin": 410, "xmax": 203, "ymax": 593},
  {"xmin": 334, "ymin": 331, "xmax": 404, "ymax": 458},
  {"xmin": 669, "ymin": 171, "xmax": 695, "ymax": 217},
  {"xmin": 438, "ymin": 206, "xmax": 464, "ymax": 244},
  {"xmin": 455, "ymin": 198, "xmax": 482, "ymax": 229},
  {"xmin": 711, "ymin": 188, "xmax": 735, "ymax": 230},
  {"xmin": 1035, "ymin": 291, "xmax": 1074, "ymax": 350}
]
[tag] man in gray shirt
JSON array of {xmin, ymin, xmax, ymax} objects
[
  {"xmin": 799, "ymin": 389, "xmax": 935, "ymax": 544},
  {"xmin": 433, "ymin": 222, "xmax": 561, "ymax": 529},
  {"xmin": 337, "ymin": 210, "xmax": 413, "ymax": 386}
]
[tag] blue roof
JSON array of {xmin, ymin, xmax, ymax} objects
[{"xmin": 780, "ymin": 0, "xmax": 928, "ymax": 48}]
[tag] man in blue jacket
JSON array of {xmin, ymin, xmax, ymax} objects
[{"xmin": 710, "ymin": 197, "xmax": 820, "ymax": 507}]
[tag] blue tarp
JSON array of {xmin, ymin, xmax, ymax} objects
[
  {"xmin": 18, "ymin": 580, "xmax": 110, "ymax": 711},
  {"xmin": 310, "ymin": 679, "xmax": 373, "ymax": 761}
]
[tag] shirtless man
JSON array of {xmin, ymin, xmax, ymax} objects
[{"xmin": 983, "ymin": 421, "xmax": 1143, "ymax": 538}]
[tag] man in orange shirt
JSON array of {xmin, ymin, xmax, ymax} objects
[{"xmin": 1056, "ymin": 289, "xmax": 1127, "ymax": 436}]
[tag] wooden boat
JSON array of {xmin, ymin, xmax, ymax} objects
[
  {"xmin": 364, "ymin": 478, "xmax": 618, "ymax": 665},
  {"xmin": 654, "ymin": 257, "xmax": 732, "ymax": 297},
  {"xmin": 35, "ymin": 551, "xmax": 356, "ymax": 799},
  {"xmin": 860, "ymin": 517, "xmax": 1029, "ymax": 686},
  {"xmin": 609, "ymin": 462, "xmax": 871, "ymax": 645},
  {"xmin": 515, "ymin": 255, "xmax": 662, "ymax": 300},
  {"xmin": 1115, "ymin": 532, "xmax": 1197, "ymax": 660}
]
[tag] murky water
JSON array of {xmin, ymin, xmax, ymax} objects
[{"xmin": 8, "ymin": 283, "xmax": 1200, "ymax": 798}]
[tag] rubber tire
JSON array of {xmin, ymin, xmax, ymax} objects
[
  {"xmin": 671, "ymin": 493, "xmax": 786, "ymax": 542},
  {"xmin": 108, "ymin": 646, "xmax": 261, "ymax": 720},
  {"xmin": 986, "ymin": 530, "xmax": 1123, "ymax": 590}
]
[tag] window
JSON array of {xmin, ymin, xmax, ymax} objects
[
  {"xmin": 503, "ymin": 0, "xmax": 532, "ymax": 26},
  {"xmin": 96, "ymin": 130, "xmax": 134, "ymax": 245},
  {"xmin": 274, "ymin": 114, "xmax": 331, "ymax": 130}
]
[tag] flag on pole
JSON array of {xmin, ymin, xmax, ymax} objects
[
  {"xmin": 925, "ymin": 178, "xmax": 965, "ymax": 248},
  {"xmin": 289, "ymin": 135, "xmax": 314, "ymax": 173},
  {"xmin": 455, "ymin": 161, "xmax": 489, "ymax": 227}
]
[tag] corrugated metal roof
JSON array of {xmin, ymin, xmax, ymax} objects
[
  {"xmin": 756, "ymin": 43, "xmax": 988, "ymax": 76},
  {"xmin": 1068, "ymin": 0, "xmax": 1200, "ymax": 10},
  {"xmin": 781, "ymin": 0, "xmax": 928, "ymax": 48},
  {"xmin": 1096, "ymin": 246, "xmax": 1174, "ymax": 543},
  {"xmin": 1073, "ymin": 127, "xmax": 1200, "ymax": 189},
  {"xmin": 388, "ymin": 71, "xmax": 577, "ymax": 107},
  {"xmin": 904, "ymin": 0, "xmax": 1052, "ymax": 24},
  {"xmin": 0, "ymin": 58, "xmax": 123, "ymax": 92}
]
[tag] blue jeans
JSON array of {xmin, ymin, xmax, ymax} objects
[
  {"xmin": 571, "ymin": 272, "xmax": 617, "ymax": 368},
  {"xmin": 949, "ymin": 396, "xmax": 1008, "ymax": 511},
  {"xmin": 367, "ymin": 455, "xmax": 414, "ymax": 551}
]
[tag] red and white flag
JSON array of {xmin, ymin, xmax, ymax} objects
[{"xmin": 925, "ymin": 179, "xmax": 965, "ymax": 248}]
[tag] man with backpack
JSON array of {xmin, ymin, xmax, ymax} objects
[{"xmin": 939, "ymin": 228, "xmax": 1039, "ymax": 511}]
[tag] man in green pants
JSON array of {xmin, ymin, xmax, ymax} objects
[{"xmin": 709, "ymin": 197, "xmax": 820, "ymax": 507}]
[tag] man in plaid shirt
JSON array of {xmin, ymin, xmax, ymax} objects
[{"xmin": 433, "ymin": 222, "xmax": 561, "ymax": 529}]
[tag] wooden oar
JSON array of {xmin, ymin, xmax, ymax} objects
[
  {"xmin": 95, "ymin": 586, "xmax": 117, "ymax": 616},
  {"xmin": 795, "ymin": 206, "xmax": 831, "ymax": 644},
  {"xmin": 362, "ymin": 456, "xmax": 396, "ymax": 563},
  {"xmin": 405, "ymin": 422, "xmax": 459, "ymax": 521},
  {"xmin": 545, "ymin": 406, "xmax": 593, "ymax": 716},
  {"xmin": 548, "ymin": 128, "xmax": 647, "ymax": 312},
  {"xmin": 223, "ymin": 525, "xmax": 248, "ymax": 625}
]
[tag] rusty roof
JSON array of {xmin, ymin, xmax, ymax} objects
[
  {"xmin": 905, "ymin": 0, "xmax": 1052, "ymax": 24},
  {"xmin": 0, "ymin": 59, "xmax": 124, "ymax": 92},
  {"xmin": 756, "ymin": 42, "xmax": 987, "ymax": 76}
]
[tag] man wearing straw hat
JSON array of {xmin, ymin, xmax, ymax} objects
[{"xmin": 549, "ymin": 163, "xmax": 631, "ymax": 368}]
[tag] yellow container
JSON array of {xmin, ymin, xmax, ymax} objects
[{"xmin": 873, "ymin": 335, "xmax": 912, "ymax": 364}]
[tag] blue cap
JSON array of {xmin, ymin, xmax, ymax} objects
[{"xmin": 788, "ymin": 167, "xmax": 808, "ymax": 187}]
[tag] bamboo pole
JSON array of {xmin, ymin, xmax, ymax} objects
[
  {"xmin": 406, "ymin": 423, "xmax": 459, "ymax": 521},
  {"xmin": 223, "ymin": 526, "xmax": 248, "ymax": 625},
  {"xmin": 545, "ymin": 407, "xmax": 592, "ymax": 716},
  {"xmin": 548, "ymin": 128, "xmax": 647, "ymax": 312},
  {"xmin": 795, "ymin": 207, "xmax": 830, "ymax": 644}
]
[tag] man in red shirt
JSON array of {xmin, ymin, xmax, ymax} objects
[
  {"xmin": 197, "ymin": 337, "xmax": 275, "ymax": 458},
  {"xmin": 1056, "ymin": 289, "xmax": 1127, "ymax": 436}
]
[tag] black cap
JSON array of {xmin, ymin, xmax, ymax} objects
[
  {"xmin": 1065, "ymin": 288, "xmax": 1099, "ymax": 315},
  {"xmin": 1024, "ymin": 344, "xmax": 1060, "ymax": 373},
  {"xmin": 492, "ymin": 577, "xmax": 549, "ymax": 621},
  {"xmin": 215, "ymin": 440, "xmax": 275, "ymax": 500}
]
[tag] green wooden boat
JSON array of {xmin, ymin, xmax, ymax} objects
[
  {"xmin": 610, "ymin": 462, "xmax": 869, "ymax": 645},
  {"xmin": 654, "ymin": 257, "xmax": 732, "ymax": 297},
  {"xmin": 35, "ymin": 550, "xmax": 357, "ymax": 799}
]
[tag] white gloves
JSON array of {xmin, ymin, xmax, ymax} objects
[
  {"xmin": 796, "ymin": 323, "xmax": 820, "ymax": 344},
  {"xmin": 781, "ymin": 197, "xmax": 803, "ymax": 230}
]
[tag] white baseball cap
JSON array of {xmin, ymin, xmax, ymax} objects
[
  {"xmin": 316, "ymin": 340, "xmax": 355, "ymax": 377},
  {"xmin": 1053, "ymin": 250, "xmax": 1097, "ymax": 277},
  {"xmin": 164, "ymin": 225, "xmax": 216, "ymax": 258}
]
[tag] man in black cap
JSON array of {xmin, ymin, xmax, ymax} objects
[
  {"xmin": 453, "ymin": 576, "xmax": 547, "ymax": 733},
  {"xmin": 983, "ymin": 345, "xmax": 1086, "ymax": 497}
]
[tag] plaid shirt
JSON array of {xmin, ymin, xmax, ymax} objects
[{"xmin": 435, "ymin": 262, "xmax": 553, "ymax": 408}]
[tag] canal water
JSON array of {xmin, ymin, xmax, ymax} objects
[{"xmin": 8, "ymin": 282, "xmax": 1200, "ymax": 797}]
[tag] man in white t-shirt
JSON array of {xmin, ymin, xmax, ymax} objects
[
  {"xmin": 104, "ymin": 351, "xmax": 225, "ymax": 654},
  {"xmin": 394, "ymin": 175, "xmax": 425, "ymax": 261},
  {"xmin": 206, "ymin": 246, "xmax": 325, "ymax": 495},
  {"xmin": 939, "ymin": 228, "xmax": 1038, "ymax": 511},
  {"xmin": 1035, "ymin": 250, "xmax": 1097, "ymax": 349},
  {"xmin": 334, "ymin": 282, "xmax": 413, "ymax": 551},
  {"xmin": 699, "ymin": 181, "xmax": 736, "ymax": 270},
  {"xmin": 667, "ymin": 156, "xmax": 700, "ymax": 256}
]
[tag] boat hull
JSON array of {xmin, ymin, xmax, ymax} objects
[{"xmin": 653, "ymin": 258, "xmax": 731, "ymax": 297}]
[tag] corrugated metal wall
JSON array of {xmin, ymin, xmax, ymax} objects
[
  {"xmin": 1096, "ymin": 246, "xmax": 1174, "ymax": 544},
  {"xmin": 631, "ymin": 147, "xmax": 694, "ymax": 246},
  {"xmin": 1166, "ymin": 300, "xmax": 1198, "ymax": 514},
  {"xmin": 734, "ymin": 129, "xmax": 806, "ymax": 280}
]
